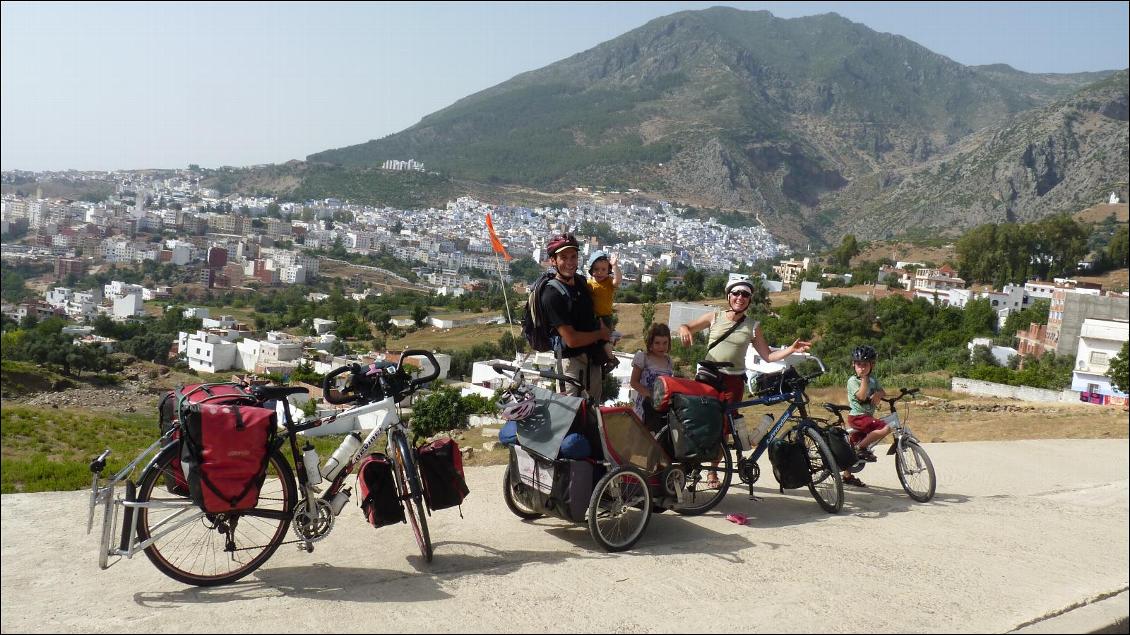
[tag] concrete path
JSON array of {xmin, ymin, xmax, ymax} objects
[{"xmin": 2, "ymin": 439, "xmax": 1127, "ymax": 633}]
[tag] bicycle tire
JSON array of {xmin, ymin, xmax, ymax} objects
[
  {"xmin": 671, "ymin": 443, "xmax": 732, "ymax": 516},
  {"xmin": 801, "ymin": 425, "xmax": 844, "ymax": 513},
  {"xmin": 896, "ymin": 440, "xmax": 936, "ymax": 502},
  {"xmin": 391, "ymin": 430, "xmax": 433, "ymax": 562},
  {"xmin": 502, "ymin": 464, "xmax": 543, "ymax": 519},
  {"xmin": 587, "ymin": 466, "xmax": 652, "ymax": 552},
  {"xmin": 135, "ymin": 444, "xmax": 295, "ymax": 587}
]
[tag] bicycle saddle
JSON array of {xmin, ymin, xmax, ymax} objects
[{"xmin": 823, "ymin": 403, "xmax": 851, "ymax": 414}]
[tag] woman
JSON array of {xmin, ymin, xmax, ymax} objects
[{"xmin": 679, "ymin": 278, "xmax": 811, "ymax": 487}]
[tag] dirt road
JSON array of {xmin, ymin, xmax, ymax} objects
[{"xmin": 2, "ymin": 439, "xmax": 1127, "ymax": 633}]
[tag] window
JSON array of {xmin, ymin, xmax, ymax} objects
[{"xmin": 1090, "ymin": 351, "xmax": 1108, "ymax": 365}]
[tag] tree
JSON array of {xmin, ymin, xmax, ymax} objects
[
  {"xmin": 833, "ymin": 234, "xmax": 860, "ymax": 268},
  {"xmin": 642, "ymin": 302, "xmax": 656, "ymax": 332},
  {"xmin": 409, "ymin": 386, "xmax": 469, "ymax": 441},
  {"xmin": 412, "ymin": 304, "xmax": 429, "ymax": 326},
  {"xmin": 1109, "ymin": 342, "xmax": 1129, "ymax": 394}
]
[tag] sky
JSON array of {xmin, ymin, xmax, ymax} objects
[{"xmin": 2, "ymin": 1, "xmax": 1127, "ymax": 172}]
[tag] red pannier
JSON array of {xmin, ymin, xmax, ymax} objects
[
  {"xmin": 180, "ymin": 402, "xmax": 276, "ymax": 514},
  {"xmin": 158, "ymin": 384, "xmax": 258, "ymax": 496},
  {"xmin": 651, "ymin": 375, "xmax": 720, "ymax": 413},
  {"xmin": 416, "ymin": 438, "xmax": 470, "ymax": 512}
]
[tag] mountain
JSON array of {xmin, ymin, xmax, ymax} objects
[{"xmin": 307, "ymin": 7, "xmax": 1125, "ymax": 246}]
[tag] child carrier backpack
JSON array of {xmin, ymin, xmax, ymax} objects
[
  {"xmin": 416, "ymin": 438, "xmax": 470, "ymax": 512},
  {"xmin": 358, "ymin": 453, "xmax": 405, "ymax": 528},
  {"xmin": 179, "ymin": 402, "xmax": 276, "ymax": 513},
  {"xmin": 768, "ymin": 427, "xmax": 811, "ymax": 491},
  {"xmin": 158, "ymin": 383, "xmax": 258, "ymax": 496},
  {"xmin": 521, "ymin": 269, "xmax": 573, "ymax": 352}
]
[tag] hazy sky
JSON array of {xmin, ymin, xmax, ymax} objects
[{"xmin": 2, "ymin": 1, "xmax": 1127, "ymax": 172}]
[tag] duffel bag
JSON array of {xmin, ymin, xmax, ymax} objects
[
  {"xmin": 158, "ymin": 383, "xmax": 258, "ymax": 496},
  {"xmin": 548, "ymin": 458, "xmax": 596, "ymax": 523},
  {"xmin": 768, "ymin": 427, "xmax": 810, "ymax": 491},
  {"xmin": 822, "ymin": 425, "xmax": 857, "ymax": 469},
  {"xmin": 669, "ymin": 392, "xmax": 725, "ymax": 458},
  {"xmin": 417, "ymin": 438, "xmax": 470, "ymax": 512},
  {"xmin": 180, "ymin": 402, "xmax": 276, "ymax": 514},
  {"xmin": 652, "ymin": 375, "xmax": 720, "ymax": 414},
  {"xmin": 358, "ymin": 453, "xmax": 405, "ymax": 528}
]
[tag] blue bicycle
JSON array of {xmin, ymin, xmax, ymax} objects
[{"xmin": 703, "ymin": 356, "xmax": 844, "ymax": 513}]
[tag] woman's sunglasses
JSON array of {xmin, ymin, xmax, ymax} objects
[{"xmin": 729, "ymin": 290, "xmax": 752, "ymax": 298}]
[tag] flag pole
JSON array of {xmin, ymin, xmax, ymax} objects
[{"xmin": 486, "ymin": 214, "xmax": 518, "ymax": 357}]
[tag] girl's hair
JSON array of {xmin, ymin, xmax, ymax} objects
[{"xmin": 645, "ymin": 322, "xmax": 671, "ymax": 353}]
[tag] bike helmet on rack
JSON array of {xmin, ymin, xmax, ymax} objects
[
  {"xmin": 499, "ymin": 392, "xmax": 536, "ymax": 421},
  {"xmin": 851, "ymin": 345, "xmax": 877, "ymax": 362}
]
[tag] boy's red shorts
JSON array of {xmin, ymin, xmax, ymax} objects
[{"xmin": 847, "ymin": 414, "xmax": 888, "ymax": 446}]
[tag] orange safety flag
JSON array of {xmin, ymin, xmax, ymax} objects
[{"xmin": 485, "ymin": 213, "xmax": 512, "ymax": 261}]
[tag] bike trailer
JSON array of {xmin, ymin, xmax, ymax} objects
[
  {"xmin": 417, "ymin": 437, "xmax": 470, "ymax": 512},
  {"xmin": 596, "ymin": 407, "xmax": 669, "ymax": 474},
  {"xmin": 179, "ymin": 402, "xmax": 277, "ymax": 513},
  {"xmin": 358, "ymin": 453, "xmax": 405, "ymax": 528},
  {"xmin": 509, "ymin": 446, "xmax": 598, "ymax": 523},
  {"xmin": 158, "ymin": 383, "xmax": 259, "ymax": 496}
]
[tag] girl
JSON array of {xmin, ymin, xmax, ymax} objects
[{"xmin": 630, "ymin": 322, "xmax": 675, "ymax": 429}]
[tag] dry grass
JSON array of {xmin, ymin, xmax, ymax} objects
[{"xmin": 1074, "ymin": 202, "xmax": 1129, "ymax": 224}]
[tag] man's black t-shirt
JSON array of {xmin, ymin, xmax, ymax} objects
[{"xmin": 541, "ymin": 273, "xmax": 599, "ymax": 358}]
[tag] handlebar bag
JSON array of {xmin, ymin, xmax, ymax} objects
[
  {"xmin": 159, "ymin": 383, "xmax": 259, "ymax": 497},
  {"xmin": 652, "ymin": 375, "xmax": 720, "ymax": 414},
  {"xmin": 417, "ymin": 438, "xmax": 470, "ymax": 512},
  {"xmin": 668, "ymin": 393, "xmax": 725, "ymax": 459},
  {"xmin": 180, "ymin": 402, "xmax": 276, "ymax": 514},
  {"xmin": 768, "ymin": 427, "xmax": 811, "ymax": 491},
  {"xmin": 752, "ymin": 367, "xmax": 804, "ymax": 397},
  {"xmin": 358, "ymin": 453, "xmax": 405, "ymax": 528}
]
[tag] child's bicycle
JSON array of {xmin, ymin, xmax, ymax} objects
[
  {"xmin": 493, "ymin": 362, "xmax": 731, "ymax": 552},
  {"xmin": 86, "ymin": 350, "xmax": 441, "ymax": 586},
  {"xmin": 821, "ymin": 387, "xmax": 937, "ymax": 502}
]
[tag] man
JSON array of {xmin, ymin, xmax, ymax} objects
[{"xmin": 541, "ymin": 233, "xmax": 611, "ymax": 402}]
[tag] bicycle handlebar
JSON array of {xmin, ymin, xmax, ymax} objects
[
  {"xmin": 322, "ymin": 364, "xmax": 361, "ymax": 404},
  {"xmin": 322, "ymin": 350, "xmax": 441, "ymax": 405},
  {"xmin": 492, "ymin": 362, "xmax": 583, "ymax": 390}
]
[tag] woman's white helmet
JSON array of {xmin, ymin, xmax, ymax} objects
[{"xmin": 725, "ymin": 279, "xmax": 755, "ymax": 295}]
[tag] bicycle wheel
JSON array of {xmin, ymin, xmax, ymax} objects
[
  {"xmin": 671, "ymin": 443, "xmax": 732, "ymax": 516},
  {"xmin": 391, "ymin": 430, "xmax": 433, "ymax": 562},
  {"xmin": 135, "ymin": 445, "xmax": 295, "ymax": 586},
  {"xmin": 588, "ymin": 466, "xmax": 652, "ymax": 552},
  {"xmin": 502, "ymin": 464, "xmax": 543, "ymax": 519},
  {"xmin": 895, "ymin": 440, "xmax": 936, "ymax": 502},
  {"xmin": 801, "ymin": 425, "xmax": 843, "ymax": 513}
]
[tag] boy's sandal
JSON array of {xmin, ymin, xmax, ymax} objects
[{"xmin": 843, "ymin": 475, "xmax": 867, "ymax": 488}]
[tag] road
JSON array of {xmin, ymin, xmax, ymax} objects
[{"xmin": 2, "ymin": 439, "xmax": 1127, "ymax": 633}]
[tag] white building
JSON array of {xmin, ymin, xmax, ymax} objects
[
  {"xmin": 180, "ymin": 330, "xmax": 240, "ymax": 373},
  {"xmin": 1071, "ymin": 319, "xmax": 1129, "ymax": 402},
  {"xmin": 112, "ymin": 294, "xmax": 145, "ymax": 319},
  {"xmin": 312, "ymin": 318, "xmax": 337, "ymax": 335}
]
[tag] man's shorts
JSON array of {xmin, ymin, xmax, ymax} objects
[{"xmin": 846, "ymin": 414, "xmax": 889, "ymax": 446}]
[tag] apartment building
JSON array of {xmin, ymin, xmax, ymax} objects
[{"xmin": 1071, "ymin": 318, "xmax": 1130, "ymax": 404}]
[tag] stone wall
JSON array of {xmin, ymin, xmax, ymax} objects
[{"xmin": 950, "ymin": 377, "xmax": 1074, "ymax": 403}]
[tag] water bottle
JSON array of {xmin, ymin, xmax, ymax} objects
[
  {"xmin": 302, "ymin": 443, "xmax": 322, "ymax": 486},
  {"xmin": 753, "ymin": 413, "xmax": 775, "ymax": 445},
  {"xmin": 329, "ymin": 487, "xmax": 351, "ymax": 515},
  {"xmin": 731, "ymin": 416, "xmax": 754, "ymax": 449},
  {"xmin": 321, "ymin": 432, "xmax": 362, "ymax": 482}
]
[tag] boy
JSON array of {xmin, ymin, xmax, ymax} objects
[
  {"xmin": 843, "ymin": 345, "xmax": 890, "ymax": 487},
  {"xmin": 586, "ymin": 250, "xmax": 622, "ymax": 372}
]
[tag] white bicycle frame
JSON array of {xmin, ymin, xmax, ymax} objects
[{"xmin": 87, "ymin": 396, "xmax": 401, "ymax": 570}]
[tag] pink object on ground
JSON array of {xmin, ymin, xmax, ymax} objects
[{"xmin": 726, "ymin": 513, "xmax": 748, "ymax": 525}]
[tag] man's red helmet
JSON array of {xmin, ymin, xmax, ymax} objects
[{"xmin": 546, "ymin": 233, "xmax": 579, "ymax": 257}]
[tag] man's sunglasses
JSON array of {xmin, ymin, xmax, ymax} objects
[{"xmin": 729, "ymin": 290, "xmax": 752, "ymax": 298}]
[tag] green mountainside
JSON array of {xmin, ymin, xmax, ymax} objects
[{"xmin": 301, "ymin": 7, "xmax": 1124, "ymax": 246}]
